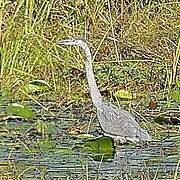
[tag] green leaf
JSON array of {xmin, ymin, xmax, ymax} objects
[
  {"xmin": 24, "ymin": 80, "xmax": 51, "ymax": 93},
  {"xmin": 56, "ymin": 146, "xmax": 73, "ymax": 155},
  {"xmin": 114, "ymin": 90, "xmax": 134, "ymax": 100},
  {"xmin": 170, "ymin": 90, "xmax": 180, "ymax": 101},
  {"xmin": 84, "ymin": 136, "xmax": 114, "ymax": 154},
  {"xmin": 84, "ymin": 137, "xmax": 115, "ymax": 161},
  {"xmin": 176, "ymin": 79, "xmax": 180, "ymax": 88},
  {"xmin": 0, "ymin": 96, "xmax": 4, "ymax": 104},
  {"xmin": 6, "ymin": 103, "xmax": 34, "ymax": 119},
  {"xmin": 34, "ymin": 120, "xmax": 55, "ymax": 136},
  {"xmin": 153, "ymin": 116, "xmax": 169, "ymax": 124},
  {"xmin": 76, "ymin": 134, "xmax": 96, "ymax": 139},
  {"xmin": 38, "ymin": 140, "xmax": 55, "ymax": 152},
  {"xmin": 29, "ymin": 80, "xmax": 51, "ymax": 87}
]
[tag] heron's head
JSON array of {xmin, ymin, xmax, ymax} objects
[{"xmin": 57, "ymin": 37, "xmax": 88, "ymax": 50}]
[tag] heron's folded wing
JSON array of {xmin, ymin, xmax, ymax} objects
[{"xmin": 97, "ymin": 102, "xmax": 148, "ymax": 139}]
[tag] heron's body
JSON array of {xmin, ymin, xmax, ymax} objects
[
  {"xmin": 97, "ymin": 101, "xmax": 150, "ymax": 143},
  {"xmin": 57, "ymin": 38, "xmax": 150, "ymax": 144}
]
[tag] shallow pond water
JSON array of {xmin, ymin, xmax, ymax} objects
[{"xmin": 0, "ymin": 101, "xmax": 179, "ymax": 179}]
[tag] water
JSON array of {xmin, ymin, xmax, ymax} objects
[{"xmin": 0, "ymin": 101, "xmax": 179, "ymax": 179}]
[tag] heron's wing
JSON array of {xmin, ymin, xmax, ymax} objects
[{"xmin": 97, "ymin": 102, "xmax": 149, "ymax": 140}]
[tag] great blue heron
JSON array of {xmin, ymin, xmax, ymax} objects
[{"xmin": 57, "ymin": 38, "xmax": 150, "ymax": 144}]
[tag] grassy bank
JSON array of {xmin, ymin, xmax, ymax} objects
[{"xmin": 1, "ymin": 0, "xmax": 180, "ymax": 106}]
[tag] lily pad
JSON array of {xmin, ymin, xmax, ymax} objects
[
  {"xmin": 114, "ymin": 90, "xmax": 134, "ymax": 100},
  {"xmin": 84, "ymin": 136, "xmax": 115, "ymax": 161},
  {"xmin": 24, "ymin": 80, "xmax": 51, "ymax": 93},
  {"xmin": 56, "ymin": 146, "xmax": 73, "ymax": 155},
  {"xmin": 38, "ymin": 140, "xmax": 56, "ymax": 152},
  {"xmin": 84, "ymin": 136, "xmax": 115, "ymax": 154},
  {"xmin": 6, "ymin": 103, "xmax": 34, "ymax": 119},
  {"xmin": 29, "ymin": 80, "xmax": 51, "ymax": 87}
]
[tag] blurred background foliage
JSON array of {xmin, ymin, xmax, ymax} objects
[{"xmin": 1, "ymin": 0, "xmax": 179, "ymax": 106}]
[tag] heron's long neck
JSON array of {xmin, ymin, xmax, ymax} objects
[{"xmin": 83, "ymin": 46, "xmax": 103, "ymax": 108}]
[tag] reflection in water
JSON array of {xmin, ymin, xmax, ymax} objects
[
  {"xmin": 84, "ymin": 139, "xmax": 180, "ymax": 179},
  {"xmin": 0, "ymin": 137, "xmax": 179, "ymax": 179},
  {"xmin": 0, "ymin": 102, "xmax": 179, "ymax": 179}
]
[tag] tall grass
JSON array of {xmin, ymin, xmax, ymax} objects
[{"xmin": 1, "ymin": 0, "xmax": 179, "ymax": 105}]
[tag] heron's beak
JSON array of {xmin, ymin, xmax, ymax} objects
[{"xmin": 57, "ymin": 39, "xmax": 73, "ymax": 45}]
